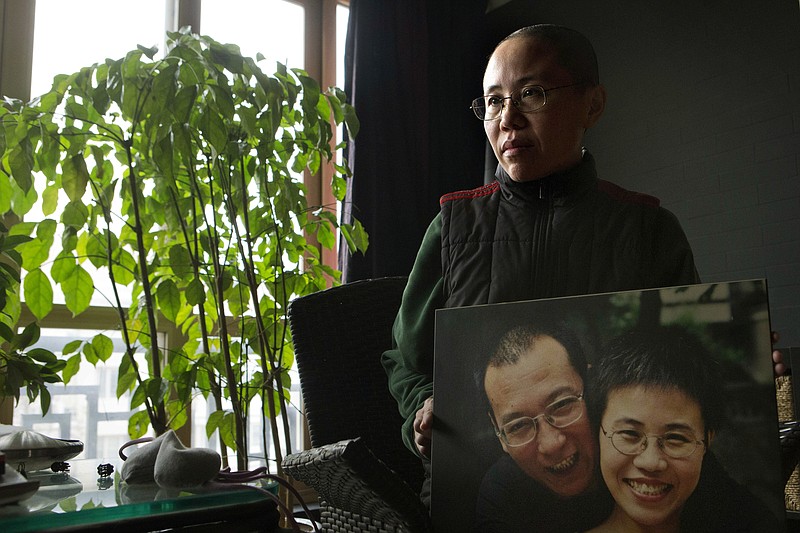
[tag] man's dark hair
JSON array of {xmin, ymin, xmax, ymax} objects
[
  {"xmin": 501, "ymin": 24, "xmax": 600, "ymax": 86},
  {"xmin": 588, "ymin": 325, "xmax": 726, "ymax": 437},
  {"xmin": 475, "ymin": 322, "xmax": 588, "ymax": 417}
]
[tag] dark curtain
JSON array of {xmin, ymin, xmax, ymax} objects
[{"xmin": 340, "ymin": 0, "xmax": 490, "ymax": 282}]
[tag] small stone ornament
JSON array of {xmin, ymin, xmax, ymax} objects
[
  {"xmin": 97, "ymin": 463, "xmax": 114, "ymax": 478},
  {"xmin": 51, "ymin": 461, "xmax": 70, "ymax": 473}
]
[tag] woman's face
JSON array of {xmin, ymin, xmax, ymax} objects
[
  {"xmin": 599, "ymin": 385, "xmax": 707, "ymax": 529},
  {"xmin": 481, "ymin": 36, "xmax": 604, "ymax": 182}
]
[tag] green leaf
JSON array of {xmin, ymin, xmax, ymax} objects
[
  {"xmin": 128, "ymin": 409, "xmax": 151, "ymax": 439},
  {"xmin": 219, "ymin": 411, "xmax": 237, "ymax": 450},
  {"xmin": 315, "ymin": 220, "xmax": 335, "ymax": 249},
  {"xmin": 9, "ymin": 137, "xmax": 34, "ymax": 192},
  {"xmin": 168, "ymin": 245, "xmax": 193, "ymax": 281},
  {"xmin": 10, "ymin": 180, "xmax": 38, "ymax": 216},
  {"xmin": 59, "ymin": 497, "xmax": 78, "ymax": 513},
  {"xmin": 145, "ymin": 377, "xmax": 169, "ymax": 404},
  {"xmin": 205, "ymin": 112, "xmax": 229, "ymax": 156},
  {"xmin": 0, "ymin": 175, "xmax": 13, "ymax": 214},
  {"xmin": 0, "ymin": 322, "xmax": 14, "ymax": 343},
  {"xmin": 342, "ymin": 102, "xmax": 360, "ymax": 139},
  {"xmin": 316, "ymin": 93, "xmax": 333, "ymax": 123},
  {"xmin": 185, "ymin": 277, "xmax": 205, "ymax": 306},
  {"xmin": 85, "ymin": 233, "xmax": 108, "ymax": 268},
  {"xmin": 61, "ymin": 354, "xmax": 83, "ymax": 383},
  {"xmin": 171, "ymin": 87, "xmax": 198, "ymax": 126},
  {"xmin": 117, "ymin": 362, "xmax": 137, "ymax": 398},
  {"xmin": 36, "ymin": 219, "xmax": 57, "ymax": 241},
  {"xmin": 111, "ymin": 248, "xmax": 136, "ymax": 286},
  {"xmin": 331, "ymin": 174, "xmax": 347, "ymax": 202},
  {"xmin": 153, "ymin": 131, "xmax": 174, "ymax": 181},
  {"xmin": 206, "ymin": 410, "xmax": 225, "ymax": 439},
  {"xmin": 209, "ymin": 42, "xmax": 244, "ymax": 75},
  {"xmin": 62, "ymin": 339, "xmax": 83, "ymax": 356},
  {"xmin": 91, "ymin": 333, "xmax": 114, "ymax": 362},
  {"xmin": 6, "ymin": 222, "xmax": 35, "ymax": 239},
  {"xmin": 17, "ymin": 234, "xmax": 52, "ymax": 271},
  {"xmin": 41, "ymin": 185, "xmax": 59, "ymax": 216},
  {"xmin": 79, "ymin": 499, "xmax": 97, "ymax": 511},
  {"xmin": 130, "ymin": 384, "xmax": 146, "ymax": 409},
  {"xmin": 167, "ymin": 399, "xmax": 188, "ymax": 429},
  {"xmin": 82, "ymin": 342, "xmax": 99, "ymax": 365},
  {"xmin": 51, "ymin": 251, "xmax": 77, "ymax": 283},
  {"xmin": 12, "ymin": 322, "xmax": 40, "ymax": 351},
  {"xmin": 62, "ymin": 154, "xmax": 90, "ymax": 202},
  {"xmin": 23, "ymin": 268, "xmax": 54, "ymax": 320},
  {"xmin": 28, "ymin": 348, "xmax": 57, "ymax": 364},
  {"xmin": 0, "ymin": 233, "xmax": 33, "ymax": 252},
  {"xmin": 61, "ymin": 226, "xmax": 78, "ymax": 252},
  {"xmin": 39, "ymin": 386, "xmax": 52, "ymax": 415},
  {"xmin": 0, "ymin": 261, "xmax": 21, "ymax": 285},
  {"xmin": 341, "ymin": 219, "xmax": 369, "ymax": 254},
  {"xmin": 5, "ymin": 363, "xmax": 23, "ymax": 395},
  {"xmin": 62, "ymin": 200, "xmax": 89, "ymax": 228},
  {"xmin": 225, "ymin": 284, "xmax": 247, "ymax": 316},
  {"xmin": 135, "ymin": 43, "xmax": 157, "ymax": 60},
  {"xmin": 38, "ymin": 126, "xmax": 61, "ymax": 181},
  {"xmin": 156, "ymin": 279, "xmax": 181, "ymax": 323},
  {"xmin": 61, "ymin": 264, "xmax": 94, "ymax": 315}
]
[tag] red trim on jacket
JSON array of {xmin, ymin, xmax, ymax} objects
[{"xmin": 440, "ymin": 181, "xmax": 500, "ymax": 206}]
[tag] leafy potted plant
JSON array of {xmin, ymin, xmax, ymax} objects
[{"xmin": 0, "ymin": 28, "xmax": 365, "ymax": 477}]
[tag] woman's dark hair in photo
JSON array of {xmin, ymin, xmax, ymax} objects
[{"xmin": 588, "ymin": 324, "xmax": 726, "ymax": 438}]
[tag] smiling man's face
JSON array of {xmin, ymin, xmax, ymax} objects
[
  {"xmin": 482, "ymin": 36, "xmax": 603, "ymax": 182},
  {"xmin": 484, "ymin": 335, "xmax": 596, "ymax": 498}
]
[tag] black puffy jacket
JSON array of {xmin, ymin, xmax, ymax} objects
[{"xmin": 441, "ymin": 151, "xmax": 700, "ymax": 307}]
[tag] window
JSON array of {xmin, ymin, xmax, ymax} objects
[
  {"xmin": 2, "ymin": 1, "xmax": 350, "ymax": 464},
  {"xmin": 29, "ymin": 0, "xmax": 170, "ymax": 98},
  {"xmin": 200, "ymin": 0, "xmax": 305, "ymax": 70},
  {"xmin": 13, "ymin": 323, "xmax": 150, "ymax": 461}
]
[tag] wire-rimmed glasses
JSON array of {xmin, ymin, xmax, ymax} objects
[
  {"xmin": 601, "ymin": 425, "xmax": 706, "ymax": 459},
  {"xmin": 470, "ymin": 83, "xmax": 583, "ymax": 121},
  {"xmin": 494, "ymin": 393, "xmax": 585, "ymax": 447}
]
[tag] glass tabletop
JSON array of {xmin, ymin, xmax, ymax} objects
[{"xmin": 0, "ymin": 458, "xmax": 280, "ymax": 532}]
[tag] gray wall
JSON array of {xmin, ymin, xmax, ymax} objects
[{"xmin": 487, "ymin": 0, "xmax": 800, "ymax": 346}]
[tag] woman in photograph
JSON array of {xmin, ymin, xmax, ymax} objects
[{"xmin": 585, "ymin": 325, "xmax": 780, "ymax": 533}]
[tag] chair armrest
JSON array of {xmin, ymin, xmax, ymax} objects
[{"xmin": 282, "ymin": 438, "xmax": 431, "ymax": 532}]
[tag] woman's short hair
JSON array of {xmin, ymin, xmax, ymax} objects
[
  {"xmin": 501, "ymin": 24, "xmax": 600, "ymax": 86},
  {"xmin": 588, "ymin": 325, "xmax": 726, "ymax": 436}
]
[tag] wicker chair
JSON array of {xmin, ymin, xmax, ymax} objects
[{"xmin": 282, "ymin": 277, "xmax": 431, "ymax": 533}]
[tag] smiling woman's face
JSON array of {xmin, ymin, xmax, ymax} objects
[
  {"xmin": 482, "ymin": 36, "xmax": 602, "ymax": 182},
  {"xmin": 599, "ymin": 385, "xmax": 706, "ymax": 530}
]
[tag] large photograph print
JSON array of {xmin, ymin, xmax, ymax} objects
[{"xmin": 431, "ymin": 279, "xmax": 785, "ymax": 532}]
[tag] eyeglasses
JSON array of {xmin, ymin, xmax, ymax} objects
[
  {"xmin": 601, "ymin": 425, "xmax": 706, "ymax": 459},
  {"xmin": 470, "ymin": 83, "xmax": 584, "ymax": 121},
  {"xmin": 494, "ymin": 393, "xmax": 584, "ymax": 447}
]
